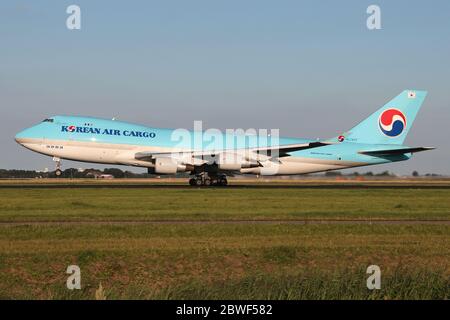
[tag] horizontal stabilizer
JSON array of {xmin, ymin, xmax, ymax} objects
[{"xmin": 359, "ymin": 147, "xmax": 435, "ymax": 156}]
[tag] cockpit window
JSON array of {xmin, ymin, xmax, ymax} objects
[{"xmin": 42, "ymin": 118, "xmax": 54, "ymax": 123}]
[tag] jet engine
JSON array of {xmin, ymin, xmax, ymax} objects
[
  {"xmin": 215, "ymin": 153, "xmax": 260, "ymax": 171},
  {"xmin": 153, "ymin": 157, "xmax": 186, "ymax": 174}
]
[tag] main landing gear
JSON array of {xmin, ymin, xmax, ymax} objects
[
  {"xmin": 189, "ymin": 172, "xmax": 228, "ymax": 187},
  {"xmin": 53, "ymin": 157, "xmax": 62, "ymax": 177}
]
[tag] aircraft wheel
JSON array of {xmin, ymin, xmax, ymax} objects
[
  {"xmin": 204, "ymin": 178, "xmax": 211, "ymax": 186},
  {"xmin": 55, "ymin": 169, "xmax": 62, "ymax": 177},
  {"xmin": 220, "ymin": 178, "xmax": 228, "ymax": 186},
  {"xmin": 189, "ymin": 178, "xmax": 196, "ymax": 186},
  {"xmin": 195, "ymin": 178, "xmax": 203, "ymax": 186}
]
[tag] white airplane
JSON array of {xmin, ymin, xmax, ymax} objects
[{"xmin": 15, "ymin": 90, "xmax": 434, "ymax": 186}]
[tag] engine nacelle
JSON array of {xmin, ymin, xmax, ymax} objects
[
  {"xmin": 154, "ymin": 157, "xmax": 185, "ymax": 174},
  {"xmin": 215, "ymin": 153, "xmax": 241, "ymax": 171},
  {"xmin": 216, "ymin": 153, "xmax": 260, "ymax": 171}
]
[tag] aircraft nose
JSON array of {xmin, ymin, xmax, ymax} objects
[
  {"xmin": 15, "ymin": 136, "xmax": 25, "ymax": 146},
  {"xmin": 15, "ymin": 128, "xmax": 31, "ymax": 144},
  {"xmin": 15, "ymin": 131, "xmax": 24, "ymax": 144}
]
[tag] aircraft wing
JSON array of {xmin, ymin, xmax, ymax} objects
[
  {"xmin": 135, "ymin": 141, "xmax": 331, "ymax": 162},
  {"xmin": 252, "ymin": 141, "xmax": 331, "ymax": 156},
  {"xmin": 359, "ymin": 146, "xmax": 435, "ymax": 156}
]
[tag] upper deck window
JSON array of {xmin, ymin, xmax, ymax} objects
[{"xmin": 42, "ymin": 118, "xmax": 54, "ymax": 123}]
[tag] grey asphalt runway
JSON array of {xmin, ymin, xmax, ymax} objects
[{"xmin": 1, "ymin": 183, "xmax": 450, "ymax": 189}]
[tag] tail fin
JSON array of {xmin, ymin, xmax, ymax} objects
[{"xmin": 334, "ymin": 90, "xmax": 427, "ymax": 145}]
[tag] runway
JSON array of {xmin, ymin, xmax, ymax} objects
[{"xmin": 1, "ymin": 182, "xmax": 450, "ymax": 189}]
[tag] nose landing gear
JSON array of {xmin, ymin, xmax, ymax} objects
[
  {"xmin": 53, "ymin": 157, "xmax": 62, "ymax": 177},
  {"xmin": 189, "ymin": 172, "xmax": 228, "ymax": 187}
]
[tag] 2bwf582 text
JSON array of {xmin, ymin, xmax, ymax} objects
[{"xmin": 176, "ymin": 304, "xmax": 273, "ymax": 317}]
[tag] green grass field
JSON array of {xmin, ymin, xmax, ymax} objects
[{"xmin": 0, "ymin": 185, "xmax": 449, "ymax": 299}]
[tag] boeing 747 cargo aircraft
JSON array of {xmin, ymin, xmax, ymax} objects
[{"xmin": 15, "ymin": 90, "xmax": 434, "ymax": 186}]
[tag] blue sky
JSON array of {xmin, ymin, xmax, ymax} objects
[{"xmin": 1, "ymin": 0, "xmax": 449, "ymax": 174}]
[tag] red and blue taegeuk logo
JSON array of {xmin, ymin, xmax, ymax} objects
[{"xmin": 379, "ymin": 109, "xmax": 407, "ymax": 137}]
